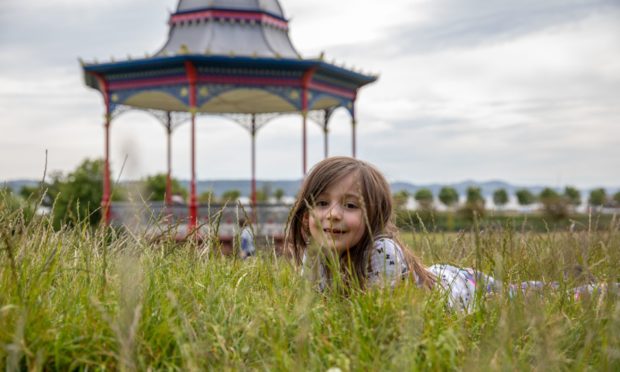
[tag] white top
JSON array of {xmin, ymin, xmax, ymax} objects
[{"xmin": 301, "ymin": 237, "xmax": 416, "ymax": 291}]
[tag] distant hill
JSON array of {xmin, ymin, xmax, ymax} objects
[{"xmin": 2, "ymin": 179, "xmax": 40, "ymax": 194}]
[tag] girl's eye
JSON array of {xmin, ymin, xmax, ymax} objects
[
  {"xmin": 344, "ymin": 202, "xmax": 359, "ymax": 209},
  {"xmin": 315, "ymin": 200, "xmax": 329, "ymax": 207}
]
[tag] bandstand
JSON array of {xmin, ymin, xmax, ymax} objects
[{"xmin": 81, "ymin": 0, "xmax": 378, "ymax": 234}]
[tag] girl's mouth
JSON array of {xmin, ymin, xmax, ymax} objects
[{"xmin": 324, "ymin": 228, "xmax": 346, "ymax": 235}]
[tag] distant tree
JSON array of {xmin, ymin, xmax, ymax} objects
[
  {"xmin": 588, "ymin": 188, "xmax": 607, "ymax": 209},
  {"xmin": 143, "ymin": 174, "xmax": 187, "ymax": 201},
  {"xmin": 515, "ymin": 188, "xmax": 536, "ymax": 207},
  {"xmin": 259, "ymin": 182, "xmax": 272, "ymax": 203},
  {"xmin": 255, "ymin": 190, "xmax": 268, "ymax": 203},
  {"xmin": 221, "ymin": 189, "xmax": 241, "ymax": 203},
  {"xmin": 414, "ymin": 188, "xmax": 434, "ymax": 210},
  {"xmin": 438, "ymin": 187, "xmax": 459, "ymax": 209},
  {"xmin": 19, "ymin": 185, "xmax": 39, "ymax": 200},
  {"xmin": 466, "ymin": 187, "xmax": 485, "ymax": 206},
  {"xmin": 614, "ymin": 191, "xmax": 620, "ymax": 206},
  {"xmin": 459, "ymin": 186, "xmax": 485, "ymax": 219},
  {"xmin": 198, "ymin": 190, "xmax": 215, "ymax": 204},
  {"xmin": 492, "ymin": 188, "xmax": 509, "ymax": 209},
  {"xmin": 47, "ymin": 158, "xmax": 105, "ymax": 228},
  {"xmin": 539, "ymin": 187, "xmax": 569, "ymax": 219},
  {"xmin": 392, "ymin": 190, "xmax": 410, "ymax": 210},
  {"xmin": 273, "ymin": 188, "xmax": 286, "ymax": 203},
  {"xmin": 564, "ymin": 186, "xmax": 581, "ymax": 208}
]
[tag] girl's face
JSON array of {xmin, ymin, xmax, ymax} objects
[{"xmin": 306, "ymin": 172, "xmax": 366, "ymax": 254}]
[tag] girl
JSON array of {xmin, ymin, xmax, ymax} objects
[
  {"xmin": 285, "ymin": 156, "xmax": 434, "ymax": 292},
  {"xmin": 285, "ymin": 156, "xmax": 612, "ymax": 311}
]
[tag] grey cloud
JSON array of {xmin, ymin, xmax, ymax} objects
[{"xmin": 327, "ymin": 0, "xmax": 620, "ymax": 58}]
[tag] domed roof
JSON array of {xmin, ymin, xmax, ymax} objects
[
  {"xmin": 157, "ymin": 0, "xmax": 299, "ymax": 58},
  {"xmin": 177, "ymin": 0, "xmax": 285, "ymax": 18}
]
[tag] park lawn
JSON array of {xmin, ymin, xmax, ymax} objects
[{"xmin": 1, "ymin": 208, "xmax": 619, "ymax": 370}]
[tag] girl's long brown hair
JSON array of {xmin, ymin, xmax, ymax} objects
[{"xmin": 284, "ymin": 156, "xmax": 434, "ymax": 289}]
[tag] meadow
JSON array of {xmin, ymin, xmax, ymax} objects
[{"xmin": 1, "ymin": 204, "xmax": 619, "ymax": 370}]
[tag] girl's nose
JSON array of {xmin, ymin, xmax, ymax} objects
[{"xmin": 326, "ymin": 204, "xmax": 343, "ymax": 220}]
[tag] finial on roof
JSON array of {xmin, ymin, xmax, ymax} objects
[
  {"xmin": 319, "ymin": 51, "xmax": 325, "ymax": 60},
  {"xmin": 205, "ymin": 48, "xmax": 211, "ymax": 55},
  {"xmin": 78, "ymin": 57, "xmax": 85, "ymax": 66},
  {"xmin": 110, "ymin": 56, "xmax": 115, "ymax": 62},
  {"xmin": 179, "ymin": 44, "xmax": 190, "ymax": 55}
]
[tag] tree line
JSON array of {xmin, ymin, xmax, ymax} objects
[{"xmin": 392, "ymin": 185, "xmax": 619, "ymax": 220}]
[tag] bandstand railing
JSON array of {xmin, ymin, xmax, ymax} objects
[{"xmin": 109, "ymin": 201, "xmax": 290, "ymax": 246}]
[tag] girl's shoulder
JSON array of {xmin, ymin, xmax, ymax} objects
[
  {"xmin": 370, "ymin": 236, "xmax": 405, "ymax": 265},
  {"xmin": 367, "ymin": 236, "xmax": 409, "ymax": 287}
]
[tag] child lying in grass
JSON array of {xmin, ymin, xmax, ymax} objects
[{"xmin": 284, "ymin": 156, "xmax": 616, "ymax": 311}]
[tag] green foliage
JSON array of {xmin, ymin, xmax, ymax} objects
[
  {"xmin": 255, "ymin": 189, "xmax": 268, "ymax": 203},
  {"xmin": 395, "ymin": 209, "xmax": 616, "ymax": 233},
  {"xmin": 392, "ymin": 190, "xmax": 410, "ymax": 210},
  {"xmin": 0, "ymin": 187, "xmax": 26, "ymax": 216},
  {"xmin": 198, "ymin": 190, "xmax": 215, "ymax": 204},
  {"xmin": 19, "ymin": 185, "xmax": 39, "ymax": 200},
  {"xmin": 515, "ymin": 188, "xmax": 536, "ymax": 206},
  {"xmin": 46, "ymin": 158, "xmax": 105, "ymax": 228},
  {"xmin": 260, "ymin": 182, "xmax": 272, "ymax": 202},
  {"xmin": 143, "ymin": 174, "xmax": 187, "ymax": 201},
  {"xmin": 492, "ymin": 188, "xmax": 509, "ymax": 208},
  {"xmin": 273, "ymin": 188, "xmax": 285, "ymax": 203},
  {"xmin": 460, "ymin": 187, "xmax": 485, "ymax": 219},
  {"xmin": 564, "ymin": 186, "xmax": 581, "ymax": 207},
  {"xmin": 539, "ymin": 187, "xmax": 569, "ymax": 220},
  {"xmin": 438, "ymin": 187, "xmax": 459, "ymax": 209},
  {"xmin": 466, "ymin": 187, "xmax": 484, "ymax": 205},
  {"xmin": 614, "ymin": 191, "xmax": 620, "ymax": 206},
  {"xmin": 414, "ymin": 188, "xmax": 434, "ymax": 210},
  {"xmin": 1, "ymin": 203, "xmax": 619, "ymax": 370},
  {"xmin": 221, "ymin": 189, "xmax": 241, "ymax": 203},
  {"xmin": 588, "ymin": 188, "xmax": 607, "ymax": 208}
]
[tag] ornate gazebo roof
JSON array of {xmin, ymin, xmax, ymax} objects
[{"xmin": 82, "ymin": 0, "xmax": 377, "ymax": 115}]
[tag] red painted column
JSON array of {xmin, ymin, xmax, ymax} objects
[
  {"xmin": 189, "ymin": 112, "xmax": 197, "ymax": 230},
  {"xmin": 251, "ymin": 114, "xmax": 257, "ymax": 208},
  {"xmin": 185, "ymin": 61, "xmax": 199, "ymax": 231},
  {"xmin": 94, "ymin": 73, "xmax": 112, "ymax": 226},
  {"xmin": 103, "ymin": 110, "xmax": 111, "ymax": 225},
  {"xmin": 165, "ymin": 112, "xmax": 173, "ymax": 206}
]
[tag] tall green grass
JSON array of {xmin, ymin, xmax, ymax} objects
[{"xmin": 1, "ymin": 204, "xmax": 619, "ymax": 370}]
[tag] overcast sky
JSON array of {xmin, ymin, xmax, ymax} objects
[{"xmin": 1, "ymin": 0, "xmax": 619, "ymax": 189}]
